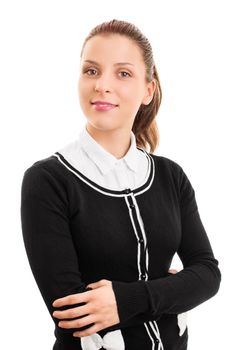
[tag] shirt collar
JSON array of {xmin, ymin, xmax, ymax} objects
[{"xmin": 78, "ymin": 125, "xmax": 139, "ymax": 175}]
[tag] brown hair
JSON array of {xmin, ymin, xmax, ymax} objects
[{"xmin": 80, "ymin": 19, "xmax": 162, "ymax": 154}]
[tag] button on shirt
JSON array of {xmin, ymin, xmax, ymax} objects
[{"xmin": 57, "ymin": 125, "xmax": 149, "ymax": 191}]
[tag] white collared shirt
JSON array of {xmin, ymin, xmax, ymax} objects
[{"xmin": 57, "ymin": 124, "xmax": 149, "ymax": 191}]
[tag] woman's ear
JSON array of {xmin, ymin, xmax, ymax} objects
[{"xmin": 142, "ymin": 79, "xmax": 156, "ymax": 105}]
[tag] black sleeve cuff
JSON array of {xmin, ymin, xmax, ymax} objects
[{"xmin": 111, "ymin": 280, "xmax": 156, "ymax": 324}]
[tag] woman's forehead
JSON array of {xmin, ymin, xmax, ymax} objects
[{"xmin": 81, "ymin": 35, "xmax": 144, "ymax": 66}]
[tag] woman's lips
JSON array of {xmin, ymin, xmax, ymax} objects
[{"xmin": 91, "ymin": 102, "xmax": 118, "ymax": 111}]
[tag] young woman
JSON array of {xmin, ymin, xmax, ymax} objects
[{"xmin": 20, "ymin": 19, "xmax": 221, "ymax": 350}]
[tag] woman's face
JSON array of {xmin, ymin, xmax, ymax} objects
[{"xmin": 78, "ymin": 34, "xmax": 156, "ymax": 132}]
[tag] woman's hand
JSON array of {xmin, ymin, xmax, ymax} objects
[{"xmin": 52, "ymin": 279, "xmax": 119, "ymax": 338}]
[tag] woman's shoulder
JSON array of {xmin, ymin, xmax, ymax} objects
[
  {"xmin": 23, "ymin": 137, "xmax": 79, "ymax": 176},
  {"xmin": 23, "ymin": 154, "xmax": 63, "ymax": 177},
  {"xmin": 148, "ymin": 152, "xmax": 194, "ymax": 191},
  {"xmin": 21, "ymin": 153, "xmax": 73, "ymax": 197},
  {"xmin": 149, "ymin": 152, "xmax": 185, "ymax": 174}
]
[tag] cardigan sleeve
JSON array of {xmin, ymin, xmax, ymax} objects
[
  {"xmin": 111, "ymin": 163, "xmax": 221, "ymax": 326},
  {"xmin": 20, "ymin": 164, "xmax": 94, "ymax": 337}
]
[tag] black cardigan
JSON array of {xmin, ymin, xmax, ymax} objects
[{"xmin": 20, "ymin": 149, "xmax": 221, "ymax": 350}]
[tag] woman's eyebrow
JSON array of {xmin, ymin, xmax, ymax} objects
[{"xmin": 83, "ymin": 60, "xmax": 134, "ymax": 66}]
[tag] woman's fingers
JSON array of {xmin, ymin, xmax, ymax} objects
[
  {"xmin": 168, "ymin": 269, "xmax": 178, "ymax": 274},
  {"xmin": 58, "ymin": 314, "xmax": 95, "ymax": 329},
  {"xmin": 52, "ymin": 289, "xmax": 92, "ymax": 307},
  {"xmin": 53, "ymin": 304, "xmax": 88, "ymax": 319},
  {"xmin": 73, "ymin": 323, "xmax": 102, "ymax": 337}
]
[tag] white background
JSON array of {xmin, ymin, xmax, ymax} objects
[{"xmin": 0, "ymin": 0, "xmax": 232, "ymax": 349}]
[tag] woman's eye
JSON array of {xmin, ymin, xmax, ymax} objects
[
  {"xmin": 85, "ymin": 68, "xmax": 97, "ymax": 76},
  {"xmin": 120, "ymin": 71, "xmax": 131, "ymax": 77}
]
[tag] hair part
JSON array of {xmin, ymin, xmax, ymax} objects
[{"xmin": 80, "ymin": 19, "xmax": 162, "ymax": 154}]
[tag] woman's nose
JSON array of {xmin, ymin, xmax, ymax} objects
[{"xmin": 94, "ymin": 75, "xmax": 113, "ymax": 93}]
